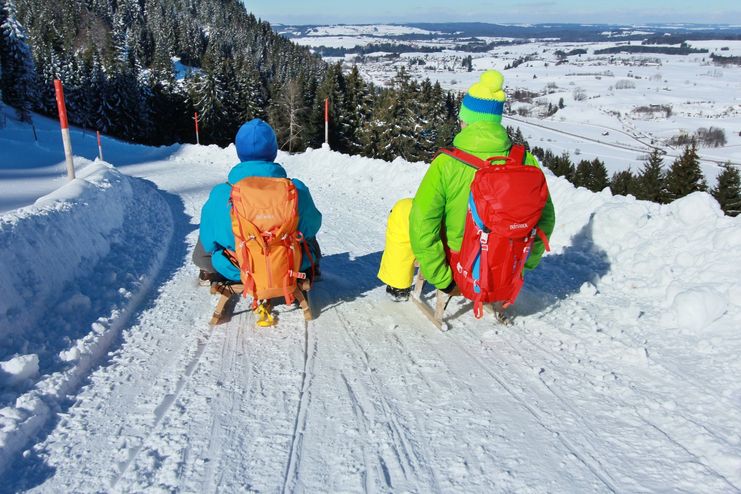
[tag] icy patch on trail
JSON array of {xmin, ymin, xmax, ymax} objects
[{"xmin": 0, "ymin": 162, "xmax": 174, "ymax": 477}]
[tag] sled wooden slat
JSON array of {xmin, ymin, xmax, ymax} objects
[
  {"xmin": 411, "ymin": 268, "xmax": 511, "ymax": 330},
  {"xmin": 411, "ymin": 292, "xmax": 450, "ymax": 331},
  {"xmin": 208, "ymin": 282, "xmax": 313, "ymax": 326},
  {"xmin": 209, "ymin": 293, "xmax": 240, "ymax": 326},
  {"xmin": 411, "ymin": 269, "xmax": 451, "ymax": 331},
  {"xmin": 295, "ymin": 287, "xmax": 313, "ymax": 321}
]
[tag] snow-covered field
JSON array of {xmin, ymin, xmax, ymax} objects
[
  {"xmin": 1, "ymin": 114, "xmax": 741, "ymax": 492},
  {"xmin": 287, "ymin": 25, "xmax": 741, "ymax": 181}
]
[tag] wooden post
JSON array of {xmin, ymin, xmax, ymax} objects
[
  {"xmin": 96, "ymin": 130, "xmax": 104, "ymax": 161},
  {"xmin": 324, "ymin": 97, "xmax": 329, "ymax": 148},
  {"xmin": 54, "ymin": 79, "xmax": 75, "ymax": 180},
  {"xmin": 194, "ymin": 112, "xmax": 200, "ymax": 145}
]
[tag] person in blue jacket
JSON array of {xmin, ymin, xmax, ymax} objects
[{"xmin": 193, "ymin": 119, "xmax": 322, "ymax": 283}]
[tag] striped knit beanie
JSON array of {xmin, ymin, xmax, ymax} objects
[{"xmin": 459, "ymin": 70, "xmax": 506, "ymax": 125}]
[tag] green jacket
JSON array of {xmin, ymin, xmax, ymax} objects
[{"xmin": 410, "ymin": 121, "xmax": 556, "ymax": 289}]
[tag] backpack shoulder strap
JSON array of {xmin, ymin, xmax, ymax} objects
[
  {"xmin": 508, "ymin": 144, "xmax": 526, "ymax": 165},
  {"xmin": 438, "ymin": 144, "xmax": 528, "ymax": 170},
  {"xmin": 437, "ymin": 147, "xmax": 489, "ymax": 170}
]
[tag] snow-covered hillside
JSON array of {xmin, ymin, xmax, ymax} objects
[
  {"xmin": 295, "ymin": 25, "xmax": 741, "ymax": 180},
  {"xmin": 0, "ymin": 108, "xmax": 177, "ymax": 213},
  {"xmin": 1, "ymin": 122, "xmax": 740, "ymax": 492}
]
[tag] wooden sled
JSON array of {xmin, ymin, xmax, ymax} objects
[
  {"xmin": 411, "ymin": 269, "xmax": 511, "ymax": 331},
  {"xmin": 209, "ymin": 281, "xmax": 313, "ymax": 326}
]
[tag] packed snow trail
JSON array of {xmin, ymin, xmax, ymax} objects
[{"xmin": 1, "ymin": 144, "xmax": 740, "ymax": 493}]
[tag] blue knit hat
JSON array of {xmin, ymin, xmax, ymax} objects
[{"xmin": 235, "ymin": 119, "xmax": 278, "ymax": 162}]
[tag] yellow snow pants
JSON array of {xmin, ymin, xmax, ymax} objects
[{"xmin": 377, "ymin": 198, "xmax": 416, "ymax": 289}]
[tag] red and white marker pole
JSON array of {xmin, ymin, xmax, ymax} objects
[
  {"xmin": 324, "ymin": 98, "xmax": 329, "ymax": 148},
  {"xmin": 96, "ymin": 130, "xmax": 104, "ymax": 161},
  {"xmin": 194, "ymin": 112, "xmax": 200, "ymax": 145},
  {"xmin": 54, "ymin": 79, "xmax": 75, "ymax": 180}
]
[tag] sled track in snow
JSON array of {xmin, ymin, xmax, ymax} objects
[
  {"xmin": 502, "ymin": 318, "xmax": 741, "ymax": 491},
  {"xmin": 442, "ymin": 331, "xmax": 621, "ymax": 493},
  {"xmin": 333, "ymin": 307, "xmax": 444, "ymax": 493},
  {"xmin": 111, "ymin": 327, "xmax": 215, "ymax": 488},
  {"xmin": 282, "ymin": 319, "xmax": 315, "ymax": 493},
  {"xmin": 637, "ymin": 416, "xmax": 740, "ymax": 492}
]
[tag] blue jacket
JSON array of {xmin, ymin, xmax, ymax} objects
[{"xmin": 200, "ymin": 160, "xmax": 322, "ymax": 281}]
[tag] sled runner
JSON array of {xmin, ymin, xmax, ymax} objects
[
  {"xmin": 411, "ymin": 269, "xmax": 511, "ymax": 331},
  {"xmin": 209, "ymin": 280, "xmax": 313, "ymax": 327}
]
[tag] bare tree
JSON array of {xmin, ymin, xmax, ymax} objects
[{"xmin": 269, "ymin": 80, "xmax": 306, "ymax": 153}]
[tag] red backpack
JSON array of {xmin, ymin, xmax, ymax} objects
[{"xmin": 439, "ymin": 145, "xmax": 550, "ymax": 318}]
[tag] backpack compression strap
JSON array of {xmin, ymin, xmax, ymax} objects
[{"xmin": 437, "ymin": 144, "xmax": 527, "ymax": 170}]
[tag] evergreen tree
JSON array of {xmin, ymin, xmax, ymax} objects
[
  {"xmin": 416, "ymin": 78, "xmax": 438, "ymax": 158},
  {"xmin": 357, "ymin": 94, "xmax": 386, "ymax": 158},
  {"xmin": 610, "ymin": 169, "xmax": 636, "ymax": 196},
  {"xmin": 1, "ymin": 0, "xmax": 36, "ymax": 122},
  {"xmin": 135, "ymin": 66, "xmax": 155, "ymax": 141},
  {"xmin": 370, "ymin": 67, "xmax": 423, "ymax": 161},
  {"xmin": 587, "ymin": 158, "xmax": 609, "ymax": 192},
  {"xmin": 546, "ymin": 152, "xmax": 575, "ymax": 181},
  {"xmin": 35, "ymin": 47, "xmax": 62, "ymax": 115},
  {"xmin": 188, "ymin": 67, "xmax": 229, "ymax": 145},
  {"xmin": 339, "ymin": 65, "xmax": 372, "ymax": 154},
  {"xmin": 635, "ymin": 149, "xmax": 667, "ymax": 203},
  {"xmin": 507, "ymin": 126, "xmax": 529, "ymax": 150},
  {"xmin": 573, "ymin": 159, "xmax": 592, "ymax": 188},
  {"xmin": 665, "ymin": 143, "xmax": 707, "ymax": 202},
  {"xmin": 712, "ymin": 163, "xmax": 741, "ymax": 216},
  {"xmin": 231, "ymin": 57, "xmax": 266, "ymax": 123},
  {"xmin": 9, "ymin": 0, "xmax": 326, "ymax": 146},
  {"xmin": 530, "ymin": 146, "xmax": 546, "ymax": 161}
]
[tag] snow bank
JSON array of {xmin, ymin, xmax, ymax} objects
[
  {"xmin": 0, "ymin": 355, "xmax": 39, "ymax": 388},
  {"xmin": 0, "ymin": 161, "xmax": 174, "ymax": 476},
  {"xmin": 0, "ymin": 162, "xmax": 131, "ymax": 343}
]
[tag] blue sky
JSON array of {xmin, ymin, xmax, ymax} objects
[{"xmin": 243, "ymin": 1, "xmax": 740, "ymax": 25}]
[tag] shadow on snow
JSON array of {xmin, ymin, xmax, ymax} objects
[{"xmin": 516, "ymin": 214, "xmax": 610, "ymax": 317}]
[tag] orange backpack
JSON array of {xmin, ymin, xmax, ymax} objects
[{"xmin": 225, "ymin": 177, "xmax": 307, "ymax": 306}]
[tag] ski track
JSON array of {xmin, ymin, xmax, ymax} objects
[
  {"xmin": 6, "ymin": 153, "xmax": 741, "ymax": 493},
  {"xmin": 483, "ymin": 302, "xmax": 741, "ymax": 492},
  {"xmin": 440, "ymin": 331, "xmax": 620, "ymax": 493},
  {"xmin": 282, "ymin": 319, "xmax": 315, "ymax": 494}
]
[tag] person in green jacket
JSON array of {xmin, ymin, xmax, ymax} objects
[{"xmin": 377, "ymin": 70, "xmax": 556, "ymax": 301}]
